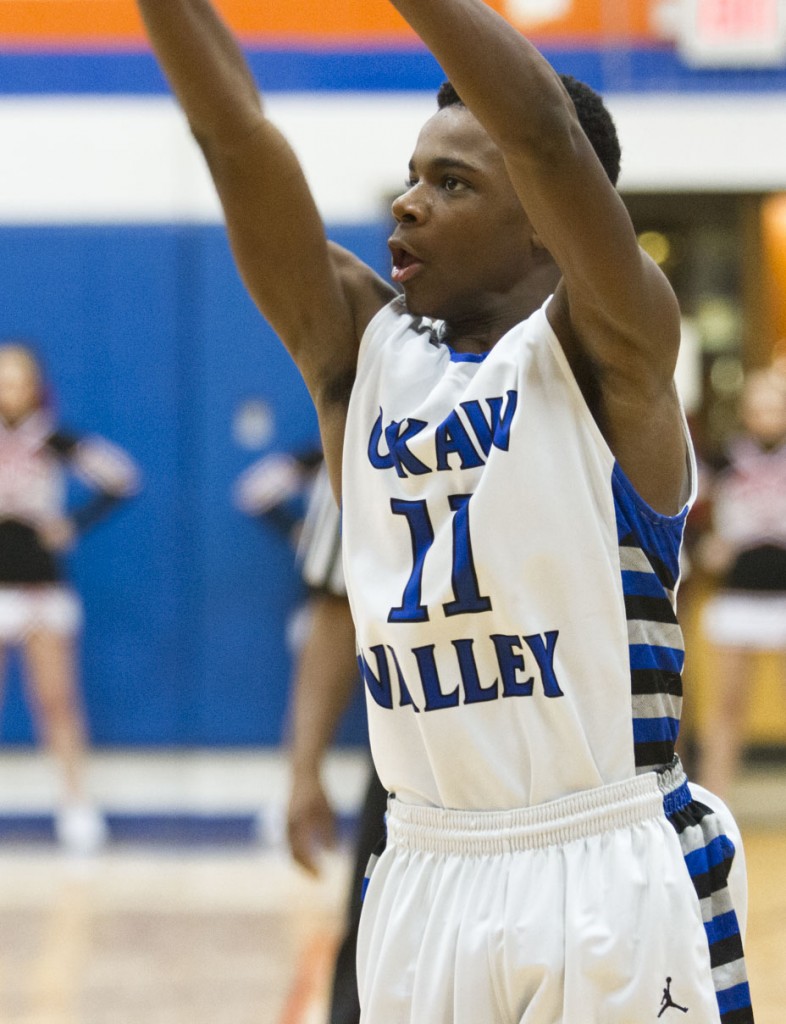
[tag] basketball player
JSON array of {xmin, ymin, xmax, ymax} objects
[{"xmin": 135, "ymin": 0, "xmax": 754, "ymax": 1019}]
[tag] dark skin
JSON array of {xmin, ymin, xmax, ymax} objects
[
  {"xmin": 135, "ymin": 0, "xmax": 687, "ymax": 515},
  {"xmin": 286, "ymin": 592, "xmax": 359, "ymax": 875}
]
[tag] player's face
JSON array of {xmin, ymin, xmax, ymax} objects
[
  {"xmin": 0, "ymin": 349, "xmax": 43, "ymax": 424},
  {"xmin": 388, "ymin": 105, "xmax": 535, "ymax": 323}
]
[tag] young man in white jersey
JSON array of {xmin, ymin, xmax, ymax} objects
[{"xmin": 135, "ymin": 1, "xmax": 754, "ymax": 1020}]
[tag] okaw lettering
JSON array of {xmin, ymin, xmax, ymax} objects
[{"xmin": 367, "ymin": 392, "xmax": 518, "ymax": 477}]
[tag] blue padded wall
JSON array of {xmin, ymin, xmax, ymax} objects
[{"xmin": 0, "ymin": 221, "xmax": 387, "ymax": 745}]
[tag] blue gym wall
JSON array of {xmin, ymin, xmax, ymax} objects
[{"xmin": 0, "ymin": 222, "xmax": 387, "ymax": 745}]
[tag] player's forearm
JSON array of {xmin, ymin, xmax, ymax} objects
[
  {"xmin": 388, "ymin": 0, "xmax": 573, "ymax": 153},
  {"xmin": 136, "ymin": 0, "xmax": 262, "ymax": 146}
]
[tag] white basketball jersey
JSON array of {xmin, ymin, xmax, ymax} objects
[{"xmin": 342, "ymin": 296, "xmax": 695, "ymax": 810}]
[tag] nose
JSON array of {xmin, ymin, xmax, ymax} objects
[{"xmin": 391, "ymin": 183, "xmax": 429, "ymax": 224}]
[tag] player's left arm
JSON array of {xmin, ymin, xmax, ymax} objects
[{"xmin": 387, "ymin": 0, "xmax": 686, "ymax": 514}]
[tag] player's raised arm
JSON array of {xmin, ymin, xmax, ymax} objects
[
  {"xmin": 135, "ymin": 0, "xmax": 393, "ymax": 424},
  {"xmin": 388, "ymin": 0, "xmax": 686, "ymax": 512}
]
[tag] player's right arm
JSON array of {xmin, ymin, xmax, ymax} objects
[{"xmin": 135, "ymin": 1, "xmax": 394, "ymax": 487}]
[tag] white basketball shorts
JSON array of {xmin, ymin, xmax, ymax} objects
[{"xmin": 358, "ymin": 760, "xmax": 752, "ymax": 1023}]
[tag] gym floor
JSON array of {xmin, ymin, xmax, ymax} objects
[{"xmin": 0, "ymin": 751, "xmax": 782, "ymax": 1024}]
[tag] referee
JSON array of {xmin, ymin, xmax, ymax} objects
[{"xmin": 285, "ymin": 462, "xmax": 388, "ymax": 1024}]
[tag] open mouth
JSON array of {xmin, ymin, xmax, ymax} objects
[{"xmin": 389, "ymin": 244, "xmax": 425, "ymax": 285}]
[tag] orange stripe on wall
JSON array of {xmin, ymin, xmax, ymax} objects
[{"xmin": 0, "ymin": 0, "xmax": 659, "ymax": 47}]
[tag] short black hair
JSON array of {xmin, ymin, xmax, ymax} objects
[{"xmin": 436, "ymin": 75, "xmax": 621, "ymax": 186}]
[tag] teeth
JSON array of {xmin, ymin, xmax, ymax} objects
[
  {"xmin": 391, "ymin": 246, "xmax": 412, "ymax": 269},
  {"xmin": 389, "ymin": 246, "xmax": 421, "ymax": 283}
]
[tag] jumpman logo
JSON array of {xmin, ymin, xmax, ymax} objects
[{"xmin": 658, "ymin": 977, "xmax": 689, "ymax": 1016}]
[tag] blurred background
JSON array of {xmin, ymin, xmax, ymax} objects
[{"xmin": 0, "ymin": 0, "xmax": 784, "ymax": 1022}]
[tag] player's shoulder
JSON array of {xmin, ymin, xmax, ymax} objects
[{"xmin": 328, "ymin": 242, "xmax": 397, "ymax": 339}]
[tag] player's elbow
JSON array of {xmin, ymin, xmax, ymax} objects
[{"xmin": 189, "ymin": 102, "xmax": 265, "ymax": 160}]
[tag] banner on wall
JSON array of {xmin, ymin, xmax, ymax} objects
[{"xmin": 676, "ymin": 0, "xmax": 786, "ymax": 68}]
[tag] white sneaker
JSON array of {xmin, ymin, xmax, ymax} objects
[{"xmin": 55, "ymin": 803, "xmax": 108, "ymax": 854}]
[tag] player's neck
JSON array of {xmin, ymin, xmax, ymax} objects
[{"xmin": 440, "ymin": 269, "xmax": 559, "ymax": 354}]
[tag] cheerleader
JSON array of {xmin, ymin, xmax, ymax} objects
[{"xmin": 0, "ymin": 342, "xmax": 139, "ymax": 852}]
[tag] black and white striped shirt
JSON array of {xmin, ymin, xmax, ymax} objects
[{"xmin": 296, "ymin": 463, "xmax": 345, "ymax": 597}]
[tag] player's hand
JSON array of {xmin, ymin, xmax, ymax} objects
[
  {"xmin": 38, "ymin": 516, "xmax": 76, "ymax": 552},
  {"xmin": 286, "ymin": 772, "xmax": 337, "ymax": 876}
]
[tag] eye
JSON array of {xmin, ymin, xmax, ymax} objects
[
  {"xmin": 443, "ymin": 176, "xmax": 466, "ymax": 192},
  {"xmin": 404, "ymin": 176, "xmax": 418, "ymax": 189}
]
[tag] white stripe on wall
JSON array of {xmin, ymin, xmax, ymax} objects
[
  {"xmin": 0, "ymin": 92, "xmax": 784, "ymax": 224},
  {"xmin": 611, "ymin": 93, "xmax": 786, "ymax": 193},
  {"xmin": 0, "ymin": 93, "xmax": 433, "ymax": 224}
]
